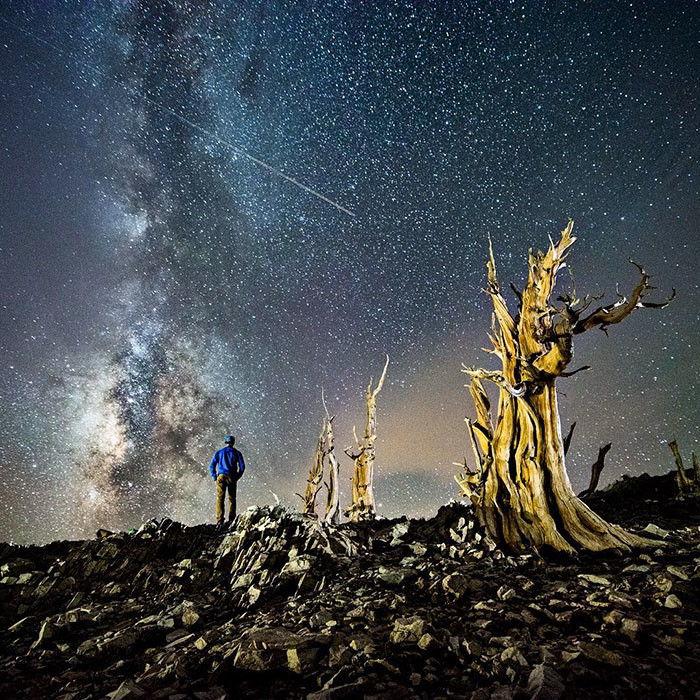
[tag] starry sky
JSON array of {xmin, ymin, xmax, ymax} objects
[{"xmin": 1, "ymin": 1, "xmax": 698, "ymax": 544}]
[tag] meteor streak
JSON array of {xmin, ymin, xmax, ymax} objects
[{"xmin": 0, "ymin": 16, "xmax": 356, "ymax": 218}]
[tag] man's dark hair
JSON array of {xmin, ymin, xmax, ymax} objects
[{"xmin": 224, "ymin": 435, "xmax": 235, "ymax": 445}]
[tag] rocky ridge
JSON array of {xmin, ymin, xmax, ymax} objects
[{"xmin": 0, "ymin": 470, "xmax": 698, "ymax": 699}]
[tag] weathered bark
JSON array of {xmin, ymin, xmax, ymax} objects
[
  {"xmin": 301, "ymin": 418, "xmax": 326, "ymax": 517},
  {"xmin": 345, "ymin": 355, "xmax": 389, "ymax": 522},
  {"xmin": 579, "ymin": 443, "xmax": 611, "ymax": 498},
  {"xmin": 456, "ymin": 221, "xmax": 673, "ymax": 554},
  {"xmin": 301, "ymin": 391, "xmax": 342, "ymax": 521},
  {"xmin": 323, "ymin": 392, "xmax": 340, "ymax": 525}
]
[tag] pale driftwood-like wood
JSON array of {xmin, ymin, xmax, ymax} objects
[
  {"xmin": 302, "ymin": 390, "xmax": 341, "ymax": 521},
  {"xmin": 345, "ymin": 355, "xmax": 389, "ymax": 522},
  {"xmin": 456, "ymin": 221, "xmax": 673, "ymax": 554},
  {"xmin": 323, "ymin": 392, "xmax": 341, "ymax": 525},
  {"xmin": 302, "ymin": 418, "xmax": 326, "ymax": 517}
]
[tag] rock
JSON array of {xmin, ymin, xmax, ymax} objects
[
  {"xmin": 76, "ymin": 638, "xmax": 98, "ymax": 658},
  {"xmin": 377, "ymin": 566, "xmax": 408, "ymax": 585},
  {"xmin": 281, "ymin": 554, "xmax": 318, "ymax": 577},
  {"xmin": 642, "ymin": 523, "xmax": 670, "ymax": 539},
  {"xmin": 306, "ymin": 681, "xmax": 367, "ymax": 700},
  {"xmin": 108, "ymin": 680, "xmax": 147, "ymax": 699},
  {"xmin": 442, "ymin": 573, "xmax": 469, "ymax": 599},
  {"xmin": 310, "ymin": 609, "xmax": 334, "ymax": 628},
  {"xmin": 233, "ymin": 646, "xmax": 287, "ymax": 671},
  {"xmin": 497, "ymin": 586, "xmax": 517, "ymax": 600},
  {"xmin": 620, "ymin": 618, "xmax": 642, "ymax": 642},
  {"xmin": 287, "ymin": 647, "xmax": 319, "ymax": 673},
  {"xmin": 666, "ymin": 565, "xmax": 689, "ymax": 580},
  {"xmin": 622, "ymin": 564, "xmax": 650, "ymax": 573},
  {"xmin": 526, "ymin": 663, "xmax": 565, "ymax": 699},
  {"xmin": 577, "ymin": 574, "xmax": 611, "ymax": 585},
  {"xmin": 232, "ymin": 573, "xmax": 255, "ymax": 589},
  {"xmin": 664, "ymin": 594, "xmax": 682, "ymax": 608},
  {"xmin": 389, "ymin": 521, "xmax": 410, "ymax": 542},
  {"xmin": 0, "ymin": 477, "xmax": 697, "ymax": 700},
  {"xmin": 578, "ymin": 642, "xmax": 624, "ymax": 667},
  {"xmin": 417, "ymin": 633, "xmax": 439, "ymax": 651},
  {"xmin": 181, "ymin": 602, "xmax": 200, "ymax": 627},
  {"xmin": 37, "ymin": 620, "xmax": 57, "ymax": 645},
  {"xmin": 389, "ymin": 617, "xmax": 429, "ymax": 644},
  {"xmin": 501, "ymin": 645, "xmax": 528, "ymax": 667}
]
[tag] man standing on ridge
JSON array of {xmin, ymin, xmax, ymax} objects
[{"xmin": 209, "ymin": 435, "xmax": 245, "ymax": 528}]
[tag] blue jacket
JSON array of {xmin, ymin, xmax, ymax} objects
[{"xmin": 209, "ymin": 446, "xmax": 245, "ymax": 481}]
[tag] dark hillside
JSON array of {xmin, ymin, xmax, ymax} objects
[{"xmin": 0, "ymin": 470, "xmax": 698, "ymax": 699}]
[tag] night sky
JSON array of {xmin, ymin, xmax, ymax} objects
[{"xmin": 1, "ymin": 1, "xmax": 698, "ymax": 544}]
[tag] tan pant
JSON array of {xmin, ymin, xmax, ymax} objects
[{"xmin": 216, "ymin": 473, "xmax": 237, "ymax": 523}]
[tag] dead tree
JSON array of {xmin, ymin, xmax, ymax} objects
[
  {"xmin": 301, "ymin": 416, "xmax": 326, "ymax": 517},
  {"xmin": 300, "ymin": 390, "xmax": 342, "ymax": 520},
  {"xmin": 323, "ymin": 392, "xmax": 341, "ymax": 524},
  {"xmin": 345, "ymin": 355, "xmax": 389, "ymax": 522},
  {"xmin": 579, "ymin": 443, "xmax": 612, "ymax": 498},
  {"xmin": 456, "ymin": 221, "xmax": 674, "ymax": 554},
  {"xmin": 668, "ymin": 440, "xmax": 700, "ymax": 497},
  {"xmin": 563, "ymin": 422, "xmax": 576, "ymax": 456}
]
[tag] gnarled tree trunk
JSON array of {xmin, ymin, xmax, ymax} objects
[
  {"xmin": 345, "ymin": 355, "xmax": 389, "ymax": 522},
  {"xmin": 456, "ymin": 221, "xmax": 673, "ymax": 554}
]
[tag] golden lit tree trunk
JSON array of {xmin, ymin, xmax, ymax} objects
[
  {"xmin": 345, "ymin": 356, "xmax": 389, "ymax": 522},
  {"xmin": 457, "ymin": 221, "xmax": 673, "ymax": 554}
]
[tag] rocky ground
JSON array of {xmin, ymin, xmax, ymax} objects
[{"xmin": 0, "ymin": 471, "xmax": 698, "ymax": 700}]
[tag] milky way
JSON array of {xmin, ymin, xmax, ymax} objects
[{"xmin": 0, "ymin": 2, "xmax": 698, "ymax": 544}]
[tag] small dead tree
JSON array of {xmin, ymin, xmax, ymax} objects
[
  {"xmin": 668, "ymin": 440, "xmax": 700, "ymax": 497},
  {"xmin": 563, "ymin": 422, "xmax": 576, "ymax": 456},
  {"xmin": 456, "ymin": 221, "xmax": 674, "ymax": 554},
  {"xmin": 579, "ymin": 443, "xmax": 612, "ymax": 498},
  {"xmin": 300, "ymin": 390, "xmax": 342, "ymax": 522},
  {"xmin": 345, "ymin": 355, "xmax": 389, "ymax": 522}
]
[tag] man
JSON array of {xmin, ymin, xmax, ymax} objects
[{"xmin": 209, "ymin": 435, "xmax": 245, "ymax": 527}]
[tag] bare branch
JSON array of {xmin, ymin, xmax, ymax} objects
[
  {"xmin": 462, "ymin": 365, "xmax": 527, "ymax": 397},
  {"xmin": 372, "ymin": 354, "xmax": 390, "ymax": 398},
  {"xmin": 579, "ymin": 442, "xmax": 612, "ymax": 497},
  {"xmin": 509, "ymin": 282, "xmax": 523, "ymax": 308},
  {"xmin": 321, "ymin": 387, "xmax": 330, "ymax": 420},
  {"xmin": 563, "ymin": 421, "xmax": 576, "ymax": 456},
  {"xmin": 573, "ymin": 261, "xmax": 675, "ymax": 334},
  {"xmin": 559, "ymin": 365, "xmax": 591, "ymax": 377}
]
